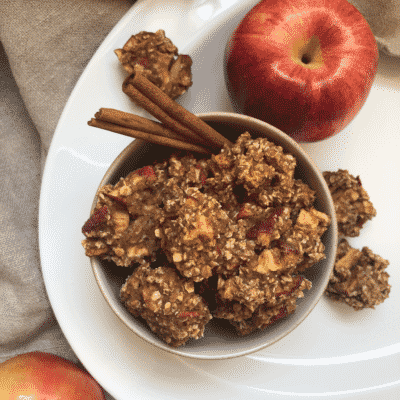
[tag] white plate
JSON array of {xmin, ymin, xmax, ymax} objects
[{"xmin": 39, "ymin": 0, "xmax": 400, "ymax": 399}]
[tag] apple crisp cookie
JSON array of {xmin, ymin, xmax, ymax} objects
[
  {"xmin": 323, "ymin": 169, "xmax": 376, "ymax": 237},
  {"xmin": 325, "ymin": 238, "xmax": 390, "ymax": 310},
  {"xmin": 115, "ymin": 29, "xmax": 192, "ymax": 100},
  {"xmin": 120, "ymin": 263, "xmax": 212, "ymax": 347}
]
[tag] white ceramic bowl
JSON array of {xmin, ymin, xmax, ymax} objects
[{"xmin": 90, "ymin": 112, "xmax": 338, "ymax": 360}]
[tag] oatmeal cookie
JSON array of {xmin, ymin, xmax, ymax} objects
[
  {"xmin": 213, "ymin": 274, "xmax": 312, "ymax": 335},
  {"xmin": 233, "ymin": 132, "xmax": 297, "ymax": 205},
  {"xmin": 280, "ymin": 207, "xmax": 331, "ymax": 271},
  {"xmin": 120, "ymin": 264, "xmax": 212, "ymax": 347},
  {"xmin": 216, "ymin": 275, "xmax": 311, "ymax": 335},
  {"xmin": 217, "ymin": 258, "xmax": 311, "ymax": 312},
  {"xmin": 82, "ymin": 166, "xmax": 164, "ymax": 267},
  {"xmin": 115, "ymin": 29, "xmax": 192, "ymax": 99},
  {"xmin": 325, "ymin": 238, "xmax": 390, "ymax": 310},
  {"xmin": 161, "ymin": 188, "xmax": 255, "ymax": 281},
  {"xmin": 323, "ymin": 169, "xmax": 376, "ymax": 237}
]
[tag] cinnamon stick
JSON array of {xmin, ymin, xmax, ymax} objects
[
  {"xmin": 121, "ymin": 82, "xmax": 210, "ymax": 147},
  {"xmin": 95, "ymin": 108, "xmax": 185, "ymax": 142},
  {"xmin": 88, "ymin": 118, "xmax": 211, "ymax": 154},
  {"xmin": 122, "ymin": 69, "xmax": 232, "ymax": 149}
]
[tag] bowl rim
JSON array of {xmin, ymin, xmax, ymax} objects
[{"xmin": 90, "ymin": 111, "xmax": 338, "ymax": 360}]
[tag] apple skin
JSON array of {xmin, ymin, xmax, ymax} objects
[
  {"xmin": 225, "ymin": 0, "xmax": 379, "ymax": 142},
  {"xmin": 0, "ymin": 352, "xmax": 106, "ymax": 400}
]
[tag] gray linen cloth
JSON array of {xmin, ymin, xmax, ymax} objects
[
  {"xmin": 0, "ymin": 0, "xmax": 134, "ymax": 398},
  {"xmin": 0, "ymin": 0, "xmax": 399, "ymax": 397},
  {"xmin": 348, "ymin": 0, "xmax": 400, "ymax": 56}
]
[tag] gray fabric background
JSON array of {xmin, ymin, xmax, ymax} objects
[
  {"xmin": 0, "ymin": 1, "xmax": 134, "ymax": 398},
  {"xmin": 0, "ymin": 0, "xmax": 399, "ymax": 398}
]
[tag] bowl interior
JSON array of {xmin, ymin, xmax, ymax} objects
[{"xmin": 91, "ymin": 112, "xmax": 337, "ymax": 359}]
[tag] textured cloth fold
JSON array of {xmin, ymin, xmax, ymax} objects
[
  {"xmin": 0, "ymin": 1, "xmax": 134, "ymax": 398},
  {"xmin": 0, "ymin": 0, "xmax": 135, "ymax": 165}
]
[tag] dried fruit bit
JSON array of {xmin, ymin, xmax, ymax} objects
[
  {"xmin": 246, "ymin": 207, "xmax": 284, "ymax": 246},
  {"xmin": 82, "ymin": 206, "xmax": 109, "ymax": 233},
  {"xmin": 323, "ymin": 169, "xmax": 376, "ymax": 237},
  {"xmin": 115, "ymin": 29, "xmax": 193, "ymax": 99},
  {"xmin": 236, "ymin": 204, "xmax": 253, "ymax": 220},
  {"xmin": 195, "ymin": 164, "xmax": 207, "ymax": 185},
  {"xmin": 277, "ymin": 239, "xmax": 300, "ymax": 257},
  {"xmin": 134, "ymin": 165, "xmax": 157, "ymax": 181},
  {"xmin": 325, "ymin": 238, "xmax": 390, "ymax": 310}
]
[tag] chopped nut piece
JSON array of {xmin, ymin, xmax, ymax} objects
[
  {"xmin": 115, "ymin": 29, "xmax": 192, "ymax": 99},
  {"xmin": 127, "ymin": 245, "xmax": 150, "ymax": 259},
  {"xmin": 184, "ymin": 281, "xmax": 195, "ymax": 293},
  {"xmin": 297, "ymin": 209, "xmax": 318, "ymax": 228},
  {"xmin": 112, "ymin": 209, "xmax": 130, "ymax": 233},
  {"xmin": 256, "ymin": 249, "xmax": 282, "ymax": 273},
  {"xmin": 114, "ymin": 247, "xmax": 125, "ymax": 257},
  {"xmin": 151, "ymin": 291, "xmax": 161, "ymax": 301},
  {"xmin": 81, "ymin": 240, "xmax": 109, "ymax": 256},
  {"xmin": 296, "ymin": 207, "xmax": 330, "ymax": 235},
  {"xmin": 323, "ymin": 169, "xmax": 376, "ymax": 237},
  {"xmin": 172, "ymin": 252, "xmax": 183, "ymax": 263},
  {"xmin": 326, "ymin": 239, "xmax": 390, "ymax": 310},
  {"xmin": 184, "ymin": 214, "xmax": 214, "ymax": 241}
]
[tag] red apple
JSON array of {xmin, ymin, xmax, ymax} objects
[
  {"xmin": 225, "ymin": 0, "xmax": 379, "ymax": 142},
  {"xmin": 0, "ymin": 352, "xmax": 106, "ymax": 400}
]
